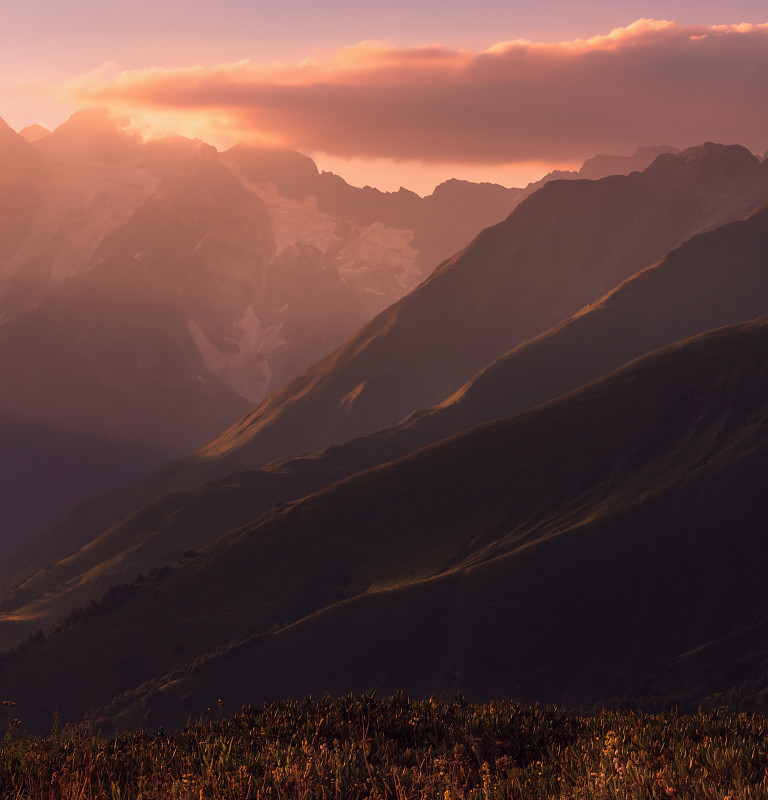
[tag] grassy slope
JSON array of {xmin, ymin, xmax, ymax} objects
[
  {"xmin": 114, "ymin": 320, "xmax": 768, "ymax": 729},
  {"xmin": 2, "ymin": 317, "xmax": 767, "ymax": 732},
  {"xmin": 4, "ymin": 698, "xmax": 768, "ymax": 799}
]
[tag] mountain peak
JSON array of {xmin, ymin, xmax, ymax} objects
[
  {"xmin": 19, "ymin": 123, "xmax": 51, "ymax": 143},
  {"xmin": 35, "ymin": 107, "xmax": 142, "ymax": 163},
  {"xmin": 429, "ymin": 177, "xmax": 511, "ymax": 200},
  {"xmin": 579, "ymin": 144, "xmax": 679, "ymax": 180},
  {"xmin": 222, "ymin": 144, "xmax": 319, "ymax": 200},
  {"xmin": 146, "ymin": 136, "xmax": 259, "ymax": 218},
  {"xmin": 197, "ymin": 141, "xmax": 219, "ymax": 161},
  {"xmin": 0, "ymin": 117, "xmax": 46, "ymax": 176},
  {"xmin": 642, "ymin": 142, "xmax": 761, "ymax": 193},
  {"xmin": 139, "ymin": 134, "xmax": 203, "ymax": 178}
]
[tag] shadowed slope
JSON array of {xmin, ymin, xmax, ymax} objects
[{"xmin": 2, "ymin": 316, "xmax": 768, "ymax": 731}]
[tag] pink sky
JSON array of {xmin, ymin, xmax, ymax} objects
[{"xmin": 3, "ymin": 4, "xmax": 767, "ymax": 192}]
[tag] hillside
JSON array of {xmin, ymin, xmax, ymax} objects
[
  {"xmin": 4, "ymin": 198, "xmax": 768, "ymax": 639},
  {"xmin": 2, "ymin": 316, "xmax": 767, "ymax": 732}
]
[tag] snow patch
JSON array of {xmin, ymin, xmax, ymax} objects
[
  {"xmin": 237, "ymin": 180, "xmax": 342, "ymax": 255},
  {"xmin": 187, "ymin": 307, "xmax": 288, "ymax": 402},
  {"xmin": 337, "ymin": 222, "xmax": 420, "ymax": 295}
]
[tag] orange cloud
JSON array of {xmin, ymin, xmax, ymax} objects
[{"xmin": 66, "ymin": 20, "xmax": 768, "ymax": 163}]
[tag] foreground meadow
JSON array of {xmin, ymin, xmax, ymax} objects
[{"xmin": 1, "ymin": 694, "xmax": 767, "ymax": 798}]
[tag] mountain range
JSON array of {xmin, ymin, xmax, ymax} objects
[
  {"xmin": 0, "ymin": 109, "xmax": 568, "ymax": 555},
  {"xmin": 1, "ymin": 127, "xmax": 767, "ymax": 732},
  {"xmin": 4, "ymin": 193, "xmax": 768, "ymax": 652},
  {"xmin": 10, "ymin": 141, "xmax": 763, "ymax": 574}
]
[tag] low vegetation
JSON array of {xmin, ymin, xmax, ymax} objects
[{"xmin": 2, "ymin": 693, "xmax": 767, "ymax": 798}]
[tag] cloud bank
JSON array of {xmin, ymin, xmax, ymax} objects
[{"xmin": 68, "ymin": 20, "xmax": 768, "ymax": 163}]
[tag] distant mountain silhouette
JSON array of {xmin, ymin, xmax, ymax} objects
[
  {"xmin": 18, "ymin": 123, "xmax": 51, "ymax": 143},
  {"xmin": 0, "ymin": 117, "xmax": 46, "ymax": 179},
  {"xmin": 3, "ymin": 316, "xmax": 768, "ymax": 732},
  {"xmin": 578, "ymin": 144, "xmax": 680, "ymax": 179},
  {"xmin": 139, "ymin": 134, "xmax": 204, "ymax": 178},
  {"xmin": 525, "ymin": 144, "xmax": 680, "ymax": 191},
  {"xmin": 0, "ymin": 115, "xmax": 160, "ymax": 322},
  {"xmin": 222, "ymin": 145, "xmax": 322, "ymax": 200}
]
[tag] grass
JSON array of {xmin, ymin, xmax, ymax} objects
[{"xmin": 1, "ymin": 693, "xmax": 767, "ymax": 798}]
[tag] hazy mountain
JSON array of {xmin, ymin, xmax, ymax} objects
[
  {"xmin": 4, "ymin": 196, "xmax": 768, "ymax": 645},
  {"xmin": 1, "ymin": 110, "xmax": 549, "ymax": 557},
  {"xmin": 525, "ymin": 144, "xmax": 680, "ymax": 190},
  {"xmin": 18, "ymin": 124, "xmax": 51, "ymax": 143},
  {"xmin": 224, "ymin": 143, "xmax": 679, "ymax": 275},
  {"xmin": 0, "ymin": 123, "xmax": 46, "ymax": 278},
  {"xmin": 33, "ymin": 108, "xmax": 144, "ymax": 164},
  {"xmin": 2, "ymin": 315, "xmax": 767, "ymax": 732},
  {"xmin": 0, "ymin": 115, "xmax": 161, "ymax": 322},
  {"xmin": 0, "ymin": 117, "xmax": 46, "ymax": 180},
  {"xmin": 578, "ymin": 144, "xmax": 680, "ymax": 179},
  {"xmin": 222, "ymin": 144, "xmax": 527, "ymax": 275}
]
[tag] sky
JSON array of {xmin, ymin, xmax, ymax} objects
[{"xmin": 2, "ymin": 0, "xmax": 767, "ymax": 193}]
